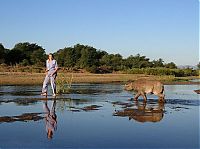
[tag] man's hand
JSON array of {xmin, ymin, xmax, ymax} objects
[
  {"xmin": 50, "ymin": 68, "xmax": 58, "ymax": 77},
  {"xmin": 45, "ymin": 69, "xmax": 48, "ymax": 75}
]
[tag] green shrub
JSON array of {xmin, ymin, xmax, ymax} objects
[
  {"xmin": 86, "ymin": 65, "xmax": 98, "ymax": 73},
  {"xmin": 124, "ymin": 68, "xmax": 198, "ymax": 77},
  {"xmin": 56, "ymin": 73, "xmax": 73, "ymax": 94}
]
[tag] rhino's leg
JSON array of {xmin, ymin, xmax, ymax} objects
[
  {"xmin": 158, "ymin": 93, "xmax": 165, "ymax": 103},
  {"xmin": 135, "ymin": 100, "xmax": 146, "ymax": 110},
  {"xmin": 134, "ymin": 92, "xmax": 141, "ymax": 101},
  {"xmin": 141, "ymin": 92, "xmax": 147, "ymax": 102}
]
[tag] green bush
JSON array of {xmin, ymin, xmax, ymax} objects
[
  {"xmin": 124, "ymin": 68, "xmax": 198, "ymax": 77},
  {"xmin": 86, "ymin": 65, "xmax": 98, "ymax": 73},
  {"xmin": 56, "ymin": 73, "xmax": 73, "ymax": 94}
]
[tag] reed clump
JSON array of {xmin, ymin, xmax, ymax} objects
[{"xmin": 56, "ymin": 73, "xmax": 73, "ymax": 94}]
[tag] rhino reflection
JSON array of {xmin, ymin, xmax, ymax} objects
[
  {"xmin": 43, "ymin": 99, "xmax": 57, "ymax": 140},
  {"xmin": 113, "ymin": 101, "xmax": 165, "ymax": 123}
]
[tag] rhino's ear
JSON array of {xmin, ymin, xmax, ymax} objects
[{"xmin": 127, "ymin": 80, "xmax": 133, "ymax": 83}]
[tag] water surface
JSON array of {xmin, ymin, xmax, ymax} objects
[{"xmin": 0, "ymin": 84, "xmax": 199, "ymax": 148}]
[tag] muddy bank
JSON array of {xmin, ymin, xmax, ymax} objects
[
  {"xmin": 0, "ymin": 113, "xmax": 44, "ymax": 123},
  {"xmin": 68, "ymin": 105, "xmax": 102, "ymax": 112},
  {"xmin": 163, "ymin": 81, "xmax": 200, "ymax": 85}
]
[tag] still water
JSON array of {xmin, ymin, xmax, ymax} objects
[{"xmin": 0, "ymin": 84, "xmax": 199, "ymax": 148}]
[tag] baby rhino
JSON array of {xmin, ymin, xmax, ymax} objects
[{"xmin": 124, "ymin": 79, "xmax": 165, "ymax": 102}]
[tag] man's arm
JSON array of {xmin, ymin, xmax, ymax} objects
[{"xmin": 50, "ymin": 60, "xmax": 58, "ymax": 76}]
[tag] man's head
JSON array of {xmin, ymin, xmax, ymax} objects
[
  {"xmin": 47, "ymin": 129, "xmax": 53, "ymax": 139},
  {"xmin": 48, "ymin": 53, "xmax": 54, "ymax": 60}
]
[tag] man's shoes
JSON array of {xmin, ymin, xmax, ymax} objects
[{"xmin": 41, "ymin": 92, "xmax": 47, "ymax": 96}]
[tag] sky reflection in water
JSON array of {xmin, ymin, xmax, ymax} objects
[{"xmin": 0, "ymin": 84, "xmax": 199, "ymax": 148}]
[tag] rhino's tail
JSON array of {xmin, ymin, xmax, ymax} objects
[
  {"xmin": 161, "ymin": 85, "xmax": 164, "ymax": 93},
  {"xmin": 161, "ymin": 85, "xmax": 165, "ymax": 98}
]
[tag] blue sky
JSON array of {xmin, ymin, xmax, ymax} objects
[{"xmin": 0, "ymin": 0, "xmax": 198, "ymax": 65}]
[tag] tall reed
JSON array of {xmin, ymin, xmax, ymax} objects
[{"xmin": 56, "ymin": 73, "xmax": 73, "ymax": 94}]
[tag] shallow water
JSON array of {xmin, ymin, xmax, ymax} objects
[{"xmin": 0, "ymin": 84, "xmax": 199, "ymax": 148}]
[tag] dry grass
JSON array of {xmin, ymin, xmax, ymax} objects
[
  {"xmin": 0, "ymin": 72, "xmax": 44, "ymax": 85},
  {"xmin": 0, "ymin": 71, "xmax": 199, "ymax": 85}
]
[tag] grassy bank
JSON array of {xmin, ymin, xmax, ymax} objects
[{"xmin": 0, "ymin": 72, "xmax": 199, "ymax": 85}]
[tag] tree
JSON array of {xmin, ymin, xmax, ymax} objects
[
  {"xmin": 53, "ymin": 44, "xmax": 106, "ymax": 72},
  {"xmin": 110, "ymin": 54, "xmax": 123, "ymax": 70},
  {"xmin": 5, "ymin": 49, "xmax": 24, "ymax": 65},
  {"xmin": 197, "ymin": 62, "xmax": 200, "ymax": 69},
  {"xmin": 0, "ymin": 43, "xmax": 6, "ymax": 63},
  {"xmin": 78, "ymin": 46, "xmax": 98, "ymax": 68},
  {"xmin": 124, "ymin": 54, "xmax": 152, "ymax": 69},
  {"xmin": 30, "ymin": 48, "xmax": 46, "ymax": 66},
  {"xmin": 1, "ymin": 42, "xmax": 181, "ymax": 74},
  {"xmin": 152, "ymin": 58, "xmax": 164, "ymax": 67},
  {"xmin": 100, "ymin": 54, "xmax": 123, "ymax": 71},
  {"xmin": 55, "ymin": 47, "xmax": 77, "ymax": 68},
  {"xmin": 54, "ymin": 49, "xmax": 66, "ymax": 66},
  {"xmin": 12, "ymin": 42, "xmax": 46, "ymax": 66},
  {"xmin": 165, "ymin": 62, "xmax": 177, "ymax": 69}
]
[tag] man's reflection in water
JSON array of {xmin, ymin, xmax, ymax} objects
[{"xmin": 43, "ymin": 99, "xmax": 57, "ymax": 139}]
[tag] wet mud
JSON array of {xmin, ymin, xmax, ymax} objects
[{"xmin": 0, "ymin": 112, "xmax": 44, "ymax": 123}]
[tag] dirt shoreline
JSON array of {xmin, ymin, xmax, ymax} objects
[
  {"xmin": 0, "ymin": 72, "xmax": 199, "ymax": 85},
  {"xmin": 163, "ymin": 81, "xmax": 200, "ymax": 85}
]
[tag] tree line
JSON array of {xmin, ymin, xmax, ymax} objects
[
  {"xmin": 0, "ymin": 42, "xmax": 46, "ymax": 66},
  {"xmin": 0, "ymin": 42, "xmax": 199, "ymax": 75},
  {"xmin": 53, "ymin": 44, "xmax": 179, "ymax": 73}
]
